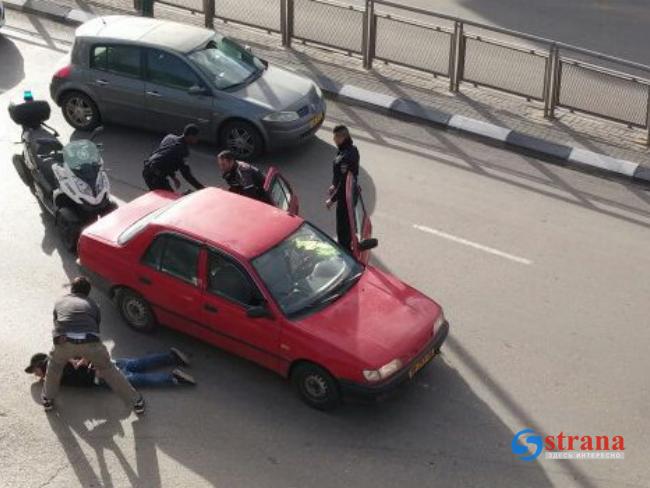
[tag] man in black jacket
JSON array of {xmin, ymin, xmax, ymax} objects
[
  {"xmin": 217, "ymin": 150, "xmax": 270, "ymax": 203},
  {"xmin": 326, "ymin": 125, "xmax": 359, "ymax": 252},
  {"xmin": 143, "ymin": 124, "xmax": 206, "ymax": 192}
]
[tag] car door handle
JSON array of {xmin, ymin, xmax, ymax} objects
[
  {"xmin": 138, "ymin": 276, "xmax": 152, "ymax": 285},
  {"xmin": 204, "ymin": 304, "xmax": 218, "ymax": 313},
  {"xmin": 96, "ymin": 79, "xmax": 109, "ymax": 85},
  {"xmin": 146, "ymin": 91, "xmax": 161, "ymax": 97}
]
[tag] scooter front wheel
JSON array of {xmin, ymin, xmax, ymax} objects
[{"xmin": 57, "ymin": 207, "xmax": 82, "ymax": 253}]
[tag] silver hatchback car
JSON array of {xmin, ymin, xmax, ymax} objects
[{"xmin": 50, "ymin": 16, "xmax": 326, "ymax": 158}]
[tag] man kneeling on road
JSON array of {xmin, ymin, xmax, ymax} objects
[
  {"xmin": 41, "ymin": 276, "xmax": 145, "ymax": 414},
  {"xmin": 26, "ymin": 348, "xmax": 196, "ymax": 388},
  {"xmin": 143, "ymin": 124, "xmax": 206, "ymax": 192},
  {"xmin": 217, "ymin": 150, "xmax": 270, "ymax": 203}
]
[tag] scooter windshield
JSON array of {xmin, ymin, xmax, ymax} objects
[{"xmin": 62, "ymin": 140, "xmax": 101, "ymax": 183}]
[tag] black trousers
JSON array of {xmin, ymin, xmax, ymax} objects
[
  {"xmin": 336, "ymin": 200, "xmax": 352, "ymax": 252},
  {"xmin": 142, "ymin": 167, "xmax": 173, "ymax": 192}
]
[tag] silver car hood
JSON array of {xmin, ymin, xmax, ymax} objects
[{"xmin": 230, "ymin": 65, "xmax": 315, "ymax": 111}]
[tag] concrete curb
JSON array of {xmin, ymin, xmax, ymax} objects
[{"xmin": 5, "ymin": 0, "xmax": 650, "ymax": 185}]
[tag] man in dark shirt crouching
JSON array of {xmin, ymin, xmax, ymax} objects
[{"xmin": 143, "ymin": 124, "xmax": 206, "ymax": 192}]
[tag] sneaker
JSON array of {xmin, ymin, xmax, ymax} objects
[
  {"xmin": 41, "ymin": 396, "xmax": 54, "ymax": 412},
  {"xmin": 172, "ymin": 369, "xmax": 196, "ymax": 385},
  {"xmin": 133, "ymin": 395, "xmax": 146, "ymax": 415},
  {"xmin": 170, "ymin": 347, "xmax": 190, "ymax": 367}
]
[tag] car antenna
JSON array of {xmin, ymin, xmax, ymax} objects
[{"xmin": 99, "ymin": 16, "xmax": 107, "ymax": 26}]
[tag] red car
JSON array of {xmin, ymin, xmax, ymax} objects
[{"xmin": 78, "ymin": 170, "xmax": 449, "ymax": 409}]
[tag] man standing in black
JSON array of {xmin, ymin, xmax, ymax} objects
[
  {"xmin": 143, "ymin": 124, "xmax": 206, "ymax": 192},
  {"xmin": 326, "ymin": 125, "xmax": 359, "ymax": 252}
]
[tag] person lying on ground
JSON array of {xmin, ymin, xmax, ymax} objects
[{"xmin": 26, "ymin": 347, "xmax": 196, "ymax": 388}]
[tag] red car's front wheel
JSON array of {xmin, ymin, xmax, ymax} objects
[{"xmin": 291, "ymin": 363, "xmax": 341, "ymax": 411}]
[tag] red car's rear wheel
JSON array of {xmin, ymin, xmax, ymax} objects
[{"xmin": 116, "ymin": 288, "xmax": 157, "ymax": 332}]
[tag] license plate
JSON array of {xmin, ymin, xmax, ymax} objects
[
  {"xmin": 408, "ymin": 348, "xmax": 438, "ymax": 379},
  {"xmin": 310, "ymin": 112, "xmax": 324, "ymax": 128}
]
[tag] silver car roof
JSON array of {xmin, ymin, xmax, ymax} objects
[{"xmin": 75, "ymin": 15, "xmax": 214, "ymax": 53}]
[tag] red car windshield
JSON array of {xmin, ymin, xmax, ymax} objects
[{"xmin": 253, "ymin": 223, "xmax": 363, "ymax": 317}]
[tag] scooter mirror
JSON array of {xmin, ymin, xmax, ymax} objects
[{"xmin": 90, "ymin": 126, "xmax": 104, "ymax": 141}]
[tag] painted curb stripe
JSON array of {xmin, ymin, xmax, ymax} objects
[
  {"xmin": 568, "ymin": 148, "xmax": 639, "ymax": 178},
  {"xmin": 448, "ymin": 115, "xmax": 511, "ymax": 142}
]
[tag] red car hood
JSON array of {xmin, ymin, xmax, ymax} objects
[
  {"xmin": 83, "ymin": 191, "xmax": 178, "ymax": 243},
  {"xmin": 295, "ymin": 266, "xmax": 442, "ymax": 368}
]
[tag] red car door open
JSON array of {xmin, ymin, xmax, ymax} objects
[
  {"xmin": 264, "ymin": 166, "xmax": 300, "ymax": 215},
  {"xmin": 345, "ymin": 173, "xmax": 377, "ymax": 265}
]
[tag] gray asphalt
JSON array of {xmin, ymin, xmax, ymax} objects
[{"xmin": 1, "ymin": 13, "xmax": 650, "ymax": 488}]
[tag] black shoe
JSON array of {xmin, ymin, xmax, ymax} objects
[
  {"xmin": 42, "ymin": 396, "xmax": 54, "ymax": 412},
  {"xmin": 133, "ymin": 395, "xmax": 145, "ymax": 415},
  {"xmin": 170, "ymin": 347, "xmax": 190, "ymax": 367},
  {"xmin": 172, "ymin": 369, "xmax": 196, "ymax": 385}
]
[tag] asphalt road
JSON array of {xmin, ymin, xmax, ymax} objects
[{"xmin": 1, "ymin": 13, "xmax": 650, "ymax": 488}]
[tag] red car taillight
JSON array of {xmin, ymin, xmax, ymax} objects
[{"xmin": 53, "ymin": 65, "xmax": 72, "ymax": 79}]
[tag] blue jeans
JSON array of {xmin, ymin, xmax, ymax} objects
[{"xmin": 111, "ymin": 352, "xmax": 177, "ymax": 388}]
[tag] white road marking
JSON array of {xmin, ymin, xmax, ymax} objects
[{"xmin": 413, "ymin": 224, "xmax": 533, "ymax": 265}]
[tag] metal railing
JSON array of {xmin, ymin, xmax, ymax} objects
[{"xmin": 147, "ymin": 0, "xmax": 650, "ymax": 143}]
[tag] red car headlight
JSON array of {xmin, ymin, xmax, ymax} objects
[{"xmin": 363, "ymin": 359, "xmax": 403, "ymax": 382}]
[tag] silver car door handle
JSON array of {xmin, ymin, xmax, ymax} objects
[
  {"xmin": 96, "ymin": 79, "xmax": 109, "ymax": 85},
  {"xmin": 146, "ymin": 91, "xmax": 161, "ymax": 97}
]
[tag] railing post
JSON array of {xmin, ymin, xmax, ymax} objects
[
  {"xmin": 544, "ymin": 43, "xmax": 560, "ymax": 119},
  {"xmin": 448, "ymin": 21, "xmax": 458, "ymax": 91},
  {"xmin": 285, "ymin": 0, "xmax": 294, "ymax": 48},
  {"xmin": 281, "ymin": 0, "xmax": 288, "ymax": 46},
  {"xmin": 203, "ymin": 0, "xmax": 214, "ymax": 29},
  {"xmin": 362, "ymin": 0, "xmax": 375, "ymax": 70},
  {"xmin": 544, "ymin": 44, "xmax": 562, "ymax": 120},
  {"xmin": 449, "ymin": 21, "xmax": 464, "ymax": 92},
  {"xmin": 646, "ymin": 85, "xmax": 650, "ymax": 146}
]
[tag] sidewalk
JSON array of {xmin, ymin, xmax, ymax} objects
[{"xmin": 6, "ymin": 0, "xmax": 650, "ymax": 182}]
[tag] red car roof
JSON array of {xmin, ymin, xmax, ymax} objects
[{"xmin": 156, "ymin": 188, "xmax": 303, "ymax": 259}]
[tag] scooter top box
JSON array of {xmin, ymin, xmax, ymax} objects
[{"xmin": 9, "ymin": 99, "xmax": 51, "ymax": 129}]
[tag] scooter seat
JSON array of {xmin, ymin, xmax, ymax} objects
[
  {"xmin": 35, "ymin": 138, "xmax": 63, "ymax": 154},
  {"xmin": 24, "ymin": 128, "xmax": 62, "ymax": 155}
]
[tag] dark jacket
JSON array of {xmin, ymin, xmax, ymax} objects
[
  {"xmin": 330, "ymin": 138, "xmax": 359, "ymax": 203},
  {"xmin": 42, "ymin": 359, "xmax": 96, "ymax": 387},
  {"xmin": 144, "ymin": 134, "xmax": 204, "ymax": 190},
  {"xmin": 53, "ymin": 293, "xmax": 101, "ymax": 338},
  {"xmin": 223, "ymin": 161, "xmax": 270, "ymax": 203}
]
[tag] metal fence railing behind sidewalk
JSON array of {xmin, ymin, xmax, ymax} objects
[
  {"xmin": 292, "ymin": 0, "xmax": 364, "ymax": 54},
  {"xmin": 126, "ymin": 0, "xmax": 650, "ymax": 144}
]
